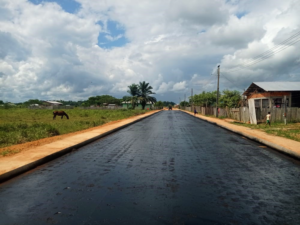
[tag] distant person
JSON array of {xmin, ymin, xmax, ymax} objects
[
  {"xmin": 265, "ymin": 112, "xmax": 271, "ymax": 127},
  {"xmin": 194, "ymin": 108, "xmax": 198, "ymax": 116}
]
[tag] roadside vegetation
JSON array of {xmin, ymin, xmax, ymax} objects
[
  {"xmin": 184, "ymin": 90, "xmax": 241, "ymax": 108},
  {"xmin": 0, "ymin": 108, "xmax": 147, "ymax": 150},
  {"xmin": 231, "ymin": 121, "xmax": 300, "ymax": 142}
]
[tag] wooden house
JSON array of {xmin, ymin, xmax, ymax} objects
[
  {"xmin": 243, "ymin": 82, "xmax": 300, "ymax": 109},
  {"xmin": 243, "ymin": 82, "xmax": 300, "ymax": 124}
]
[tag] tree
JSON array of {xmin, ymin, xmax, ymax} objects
[
  {"xmin": 127, "ymin": 84, "xmax": 139, "ymax": 109},
  {"xmin": 154, "ymin": 101, "xmax": 163, "ymax": 109},
  {"xmin": 191, "ymin": 91, "xmax": 216, "ymax": 107},
  {"xmin": 22, "ymin": 99, "xmax": 43, "ymax": 106},
  {"xmin": 180, "ymin": 101, "xmax": 189, "ymax": 107},
  {"xmin": 162, "ymin": 101, "xmax": 175, "ymax": 106},
  {"xmin": 84, "ymin": 95, "xmax": 121, "ymax": 106},
  {"xmin": 137, "ymin": 81, "xmax": 157, "ymax": 110},
  {"xmin": 219, "ymin": 90, "xmax": 241, "ymax": 108}
]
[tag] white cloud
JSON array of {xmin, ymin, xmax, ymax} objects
[
  {"xmin": 0, "ymin": 0, "xmax": 299, "ymax": 103},
  {"xmin": 172, "ymin": 81, "xmax": 187, "ymax": 91},
  {"xmin": 105, "ymin": 34, "xmax": 123, "ymax": 41}
]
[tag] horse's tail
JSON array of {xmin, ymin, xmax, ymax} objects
[{"xmin": 64, "ymin": 112, "xmax": 69, "ymax": 119}]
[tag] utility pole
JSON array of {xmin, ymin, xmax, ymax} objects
[
  {"xmin": 191, "ymin": 88, "xmax": 193, "ymax": 110},
  {"xmin": 242, "ymin": 89, "xmax": 245, "ymax": 107},
  {"xmin": 284, "ymin": 95, "xmax": 287, "ymax": 125},
  {"xmin": 216, "ymin": 65, "xmax": 220, "ymax": 118},
  {"xmin": 179, "ymin": 97, "xmax": 181, "ymax": 109}
]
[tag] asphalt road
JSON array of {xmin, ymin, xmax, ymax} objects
[{"xmin": 1, "ymin": 110, "xmax": 300, "ymax": 225}]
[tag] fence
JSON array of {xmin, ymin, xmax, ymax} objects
[
  {"xmin": 258, "ymin": 108, "xmax": 300, "ymax": 123},
  {"xmin": 182, "ymin": 106, "xmax": 300, "ymax": 124}
]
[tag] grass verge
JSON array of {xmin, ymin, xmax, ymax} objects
[
  {"xmin": 231, "ymin": 121, "xmax": 300, "ymax": 142},
  {"xmin": 0, "ymin": 108, "xmax": 148, "ymax": 149},
  {"xmin": 0, "ymin": 149, "xmax": 20, "ymax": 157}
]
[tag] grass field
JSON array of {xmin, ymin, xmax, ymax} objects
[
  {"xmin": 231, "ymin": 121, "xmax": 300, "ymax": 142},
  {"xmin": 0, "ymin": 108, "xmax": 147, "ymax": 150}
]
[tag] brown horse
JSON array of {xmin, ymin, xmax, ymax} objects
[{"xmin": 53, "ymin": 111, "xmax": 69, "ymax": 119}]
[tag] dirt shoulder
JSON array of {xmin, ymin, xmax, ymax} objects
[
  {"xmin": 182, "ymin": 110, "xmax": 300, "ymax": 159},
  {"xmin": 0, "ymin": 110, "xmax": 161, "ymax": 181}
]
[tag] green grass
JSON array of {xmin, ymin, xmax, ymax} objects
[
  {"xmin": 231, "ymin": 121, "xmax": 300, "ymax": 142},
  {"xmin": 0, "ymin": 149, "xmax": 20, "ymax": 156},
  {"xmin": 0, "ymin": 108, "xmax": 148, "ymax": 148}
]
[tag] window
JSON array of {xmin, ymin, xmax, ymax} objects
[
  {"xmin": 255, "ymin": 99, "xmax": 260, "ymax": 108},
  {"xmin": 274, "ymin": 98, "xmax": 282, "ymax": 108},
  {"xmin": 262, "ymin": 99, "xmax": 269, "ymax": 108}
]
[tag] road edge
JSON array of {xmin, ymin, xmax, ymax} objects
[
  {"xmin": 180, "ymin": 110, "xmax": 300, "ymax": 160},
  {"xmin": 0, "ymin": 110, "xmax": 162, "ymax": 183}
]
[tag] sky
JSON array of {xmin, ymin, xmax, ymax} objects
[{"xmin": 0, "ymin": 0, "xmax": 300, "ymax": 103}]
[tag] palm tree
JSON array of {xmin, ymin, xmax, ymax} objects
[
  {"xmin": 127, "ymin": 84, "xmax": 139, "ymax": 109},
  {"xmin": 137, "ymin": 81, "xmax": 157, "ymax": 109}
]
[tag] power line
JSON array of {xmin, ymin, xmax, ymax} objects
[
  {"xmin": 226, "ymin": 29, "xmax": 300, "ymax": 72},
  {"xmin": 242, "ymin": 36, "xmax": 300, "ymax": 68},
  {"xmin": 242, "ymin": 30, "xmax": 300, "ymax": 66}
]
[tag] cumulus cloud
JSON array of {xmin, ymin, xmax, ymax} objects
[
  {"xmin": 166, "ymin": 0, "xmax": 230, "ymax": 26},
  {"xmin": 0, "ymin": 31, "xmax": 29, "ymax": 60},
  {"xmin": 0, "ymin": 0, "xmax": 299, "ymax": 103},
  {"xmin": 219, "ymin": 0, "xmax": 300, "ymax": 90},
  {"xmin": 206, "ymin": 16, "xmax": 265, "ymax": 48}
]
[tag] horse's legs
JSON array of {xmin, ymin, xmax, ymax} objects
[
  {"xmin": 53, "ymin": 115, "xmax": 56, "ymax": 120},
  {"xmin": 61, "ymin": 115, "xmax": 63, "ymax": 119}
]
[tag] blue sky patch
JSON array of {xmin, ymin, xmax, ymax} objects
[
  {"xmin": 236, "ymin": 11, "xmax": 248, "ymax": 19},
  {"xmin": 97, "ymin": 20, "xmax": 129, "ymax": 49},
  {"xmin": 28, "ymin": 0, "xmax": 81, "ymax": 14},
  {"xmin": 198, "ymin": 29, "xmax": 206, "ymax": 34}
]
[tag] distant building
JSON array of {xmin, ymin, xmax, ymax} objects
[
  {"xmin": 122, "ymin": 101, "xmax": 154, "ymax": 109},
  {"xmin": 107, "ymin": 104, "xmax": 118, "ymax": 109},
  {"xmin": 43, "ymin": 101, "xmax": 63, "ymax": 106}
]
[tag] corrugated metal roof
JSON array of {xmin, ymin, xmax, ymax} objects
[
  {"xmin": 44, "ymin": 101, "xmax": 63, "ymax": 105},
  {"xmin": 122, "ymin": 101, "xmax": 153, "ymax": 104},
  {"xmin": 253, "ymin": 82, "xmax": 300, "ymax": 91}
]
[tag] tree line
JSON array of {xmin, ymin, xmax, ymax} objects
[
  {"xmin": 0, "ymin": 96, "xmax": 122, "ymax": 108},
  {"xmin": 154, "ymin": 101, "xmax": 176, "ymax": 108},
  {"xmin": 181, "ymin": 90, "xmax": 242, "ymax": 108},
  {"xmin": 0, "ymin": 81, "xmax": 157, "ymax": 109}
]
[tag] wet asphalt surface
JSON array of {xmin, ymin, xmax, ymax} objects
[{"xmin": 1, "ymin": 110, "xmax": 300, "ymax": 225}]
